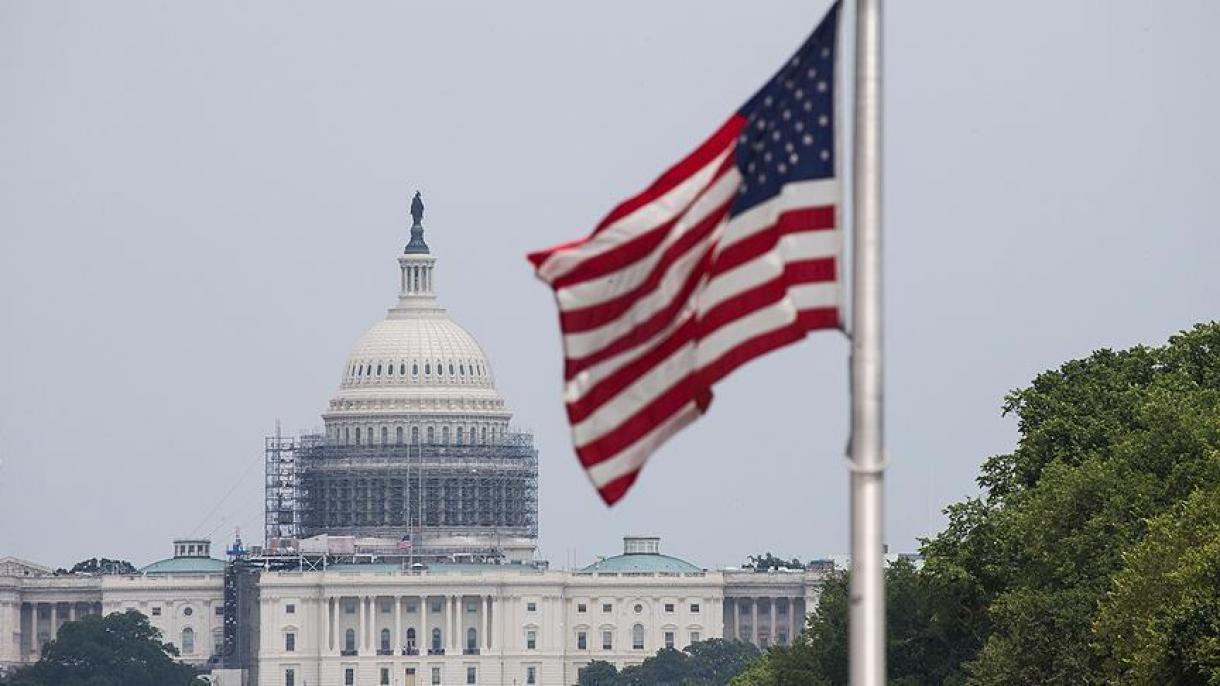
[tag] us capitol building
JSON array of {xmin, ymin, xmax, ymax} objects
[{"xmin": 0, "ymin": 194, "xmax": 828, "ymax": 686}]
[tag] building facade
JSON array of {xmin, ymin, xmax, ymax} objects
[{"xmin": 0, "ymin": 195, "xmax": 831, "ymax": 684}]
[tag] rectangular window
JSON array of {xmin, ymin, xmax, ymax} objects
[
  {"xmin": 690, "ymin": 631, "xmax": 701, "ymax": 645},
  {"xmin": 690, "ymin": 603, "xmax": 701, "ymax": 613},
  {"xmin": 527, "ymin": 666, "xmax": 537, "ymax": 685},
  {"xmin": 215, "ymin": 606, "xmax": 225, "ymax": 616},
  {"xmin": 526, "ymin": 630, "xmax": 536, "ymax": 650},
  {"xmin": 285, "ymin": 669, "xmax": 295, "ymax": 686},
  {"xmin": 407, "ymin": 602, "xmax": 418, "ymax": 613},
  {"xmin": 430, "ymin": 600, "xmax": 442, "ymax": 613},
  {"xmin": 151, "ymin": 607, "xmax": 161, "ymax": 616},
  {"xmin": 345, "ymin": 668, "xmax": 355, "ymax": 686},
  {"xmin": 466, "ymin": 666, "xmax": 477, "ymax": 684},
  {"xmin": 664, "ymin": 603, "xmax": 674, "ymax": 613},
  {"xmin": 577, "ymin": 603, "xmax": 587, "ymax": 613},
  {"xmin": 431, "ymin": 667, "xmax": 441, "ymax": 685},
  {"xmin": 345, "ymin": 602, "xmax": 356, "ymax": 614},
  {"xmin": 467, "ymin": 602, "xmax": 478, "ymax": 613},
  {"xmin": 602, "ymin": 631, "xmax": 613, "ymax": 650},
  {"xmin": 381, "ymin": 601, "xmax": 393, "ymax": 614},
  {"xmin": 380, "ymin": 667, "xmax": 390, "ymax": 685},
  {"xmin": 285, "ymin": 632, "xmax": 295, "ymax": 652},
  {"xmin": 526, "ymin": 601, "xmax": 537, "ymax": 612},
  {"xmin": 577, "ymin": 631, "xmax": 587, "ymax": 650},
  {"xmin": 602, "ymin": 603, "xmax": 612, "ymax": 613},
  {"xmin": 286, "ymin": 603, "xmax": 295, "ymax": 614},
  {"xmin": 664, "ymin": 631, "xmax": 675, "ymax": 649}
]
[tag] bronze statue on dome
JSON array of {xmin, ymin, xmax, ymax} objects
[{"xmin": 410, "ymin": 191, "xmax": 424, "ymax": 226}]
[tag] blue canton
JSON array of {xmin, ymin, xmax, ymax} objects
[{"xmin": 731, "ymin": 1, "xmax": 839, "ymax": 217}]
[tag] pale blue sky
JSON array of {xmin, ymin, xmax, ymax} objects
[{"xmin": 2, "ymin": 1, "xmax": 1217, "ymax": 569}]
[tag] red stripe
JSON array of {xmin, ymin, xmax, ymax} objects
[
  {"xmin": 566, "ymin": 318, "xmax": 699, "ymax": 424},
  {"xmin": 561, "ymin": 216, "xmax": 836, "ymax": 380},
  {"xmin": 559, "ymin": 193, "xmax": 734, "ymax": 333},
  {"xmin": 597, "ymin": 471, "xmax": 639, "ymax": 506},
  {"xmin": 571, "ymin": 262, "xmax": 834, "ymax": 462},
  {"xmin": 527, "ymin": 115, "xmax": 745, "ymax": 275},
  {"xmin": 563, "ymin": 245, "xmax": 714, "ymax": 381},
  {"xmin": 709, "ymin": 205, "xmax": 835, "ymax": 278}
]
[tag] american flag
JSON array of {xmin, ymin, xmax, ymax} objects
[{"xmin": 529, "ymin": 2, "xmax": 842, "ymax": 505}]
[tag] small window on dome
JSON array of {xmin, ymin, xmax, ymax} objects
[
  {"xmin": 425, "ymin": 364, "xmax": 431, "ymax": 375},
  {"xmin": 365, "ymin": 364, "xmax": 372, "ymax": 376},
  {"xmin": 377, "ymin": 364, "xmax": 382, "ymax": 375},
  {"xmin": 449, "ymin": 364, "xmax": 455, "ymax": 375},
  {"xmin": 356, "ymin": 365, "xmax": 362, "ymax": 377},
  {"xmin": 459, "ymin": 364, "xmax": 465, "ymax": 375},
  {"xmin": 387, "ymin": 364, "xmax": 394, "ymax": 376},
  {"xmin": 413, "ymin": 363, "xmax": 419, "ymax": 375},
  {"xmin": 400, "ymin": 363, "xmax": 406, "ymax": 375}
]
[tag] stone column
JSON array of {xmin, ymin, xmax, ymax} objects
[
  {"xmin": 734, "ymin": 599, "xmax": 742, "ymax": 641},
  {"xmin": 450, "ymin": 595, "xmax": 458, "ymax": 652},
  {"xmin": 357, "ymin": 596, "xmax": 366, "ymax": 652},
  {"xmin": 395, "ymin": 596, "xmax": 403, "ymax": 654},
  {"xmin": 750, "ymin": 599, "xmax": 758, "ymax": 646},
  {"xmin": 769, "ymin": 598, "xmax": 777, "ymax": 646},
  {"xmin": 485, "ymin": 595, "xmax": 493, "ymax": 650},
  {"xmin": 49, "ymin": 603, "xmax": 58, "ymax": 642}
]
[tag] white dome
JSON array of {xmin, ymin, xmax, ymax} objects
[{"xmin": 322, "ymin": 232, "xmax": 511, "ymax": 432}]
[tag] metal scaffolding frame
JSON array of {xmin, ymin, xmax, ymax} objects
[{"xmin": 264, "ymin": 430, "xmax": 538, "ymax": 552}]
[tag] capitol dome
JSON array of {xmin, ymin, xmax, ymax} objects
[{"xmin": 322, "ymin": 193, "xmax": 512, "ymax": 446}]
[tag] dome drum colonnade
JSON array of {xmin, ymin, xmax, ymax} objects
[{"xmin": 266, "ymin": 193, "xmax": 538, "ymax": 558}]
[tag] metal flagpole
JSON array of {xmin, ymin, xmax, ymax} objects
[{"xmin": 849, "ymin": 0, "xmax": 884, "ymax": 684}]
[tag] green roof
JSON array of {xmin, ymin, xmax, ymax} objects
[
  {"xmin": 140, "ymin": 557, "xmax": 228, "ymax": 575},
  {"xmin": 580, "ymin": 553, "xmax": 703, "ymax": 574}
]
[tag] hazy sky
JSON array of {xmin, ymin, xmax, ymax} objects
[{"xmin": 2, "ymin": 1, "xmax": 1217, "ymax": 571}]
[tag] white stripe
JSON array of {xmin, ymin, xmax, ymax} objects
[
  {"xmin": 717, "ymin": 178, "xmax": 839, "ymax": 253},
  {"xmin": 560, "ymin": 236, "xmax": 715, "ymax": 361},
  {"xmin": 537, "ymin": 146, "xmax": 735, "ymax": 284},
  {"xmin": 584, "ymin": 401, "xmax": 702, "ymax": 489},
  {"xmin": 555, "ymin": 168, "xmax": 741, "ymax": 312},
  {"xmin": 695, "ymin": 298, "xmax": 798, "ymax": 371},
  {"xmin": 570, "ymin": 338, "xmax": 696, "ymax": 448},
  {"xmin": 698, "ymin": 230, "xmax": 839, "ymax": 316},
  {"xmin": 790, "ymin": 281, "xmax": 840, "ymax": 311}
]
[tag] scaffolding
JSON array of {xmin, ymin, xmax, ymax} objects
[{"xmin": 264, "ymin": 430, "xmax": 538, "ymax": 555}]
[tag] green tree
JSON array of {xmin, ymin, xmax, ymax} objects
[
  {"xmin": 617, "ymin": 648, "xmax": 690, "ymax": 685},
  {"xmin": 0, "ymin": 610, "xmax": 204, "ymax": 686},
  {"xmin": 745, "ymin": 553, "xmax": 804, "ymax": 572},
  {"xmin": 922, "ymin": 323, "xmax": 1220, "ymax": 684},
  {"xmin": 1094, "ymin": 481, "xmax": 1220, "ymax": 684},
  {"xmin": 685, "ymin": 639, "xmax": 761, "ymax": 684},
  {"xmin": 54, "ymin": 558, "xmax": 137, "ymax": 575},
  {"xmin": 578, "ymin": 660, "xmax": 620, "ymax": 686}
]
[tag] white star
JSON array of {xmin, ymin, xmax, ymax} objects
[
  {"xmin": 784, "ymin": 79, "xmax": 794, "ymax": 90},
  {"xmin": 802, "ymin": 134, "xmax": 814, "ymax": 146},
  {"xmin": 821, "ymin": 47, "xmax": 830, "ymax": 58},
  {"xmin": 790, "ymin": 153, "xmax": 799, "ymax": 164},
  {"xmin": 758, "ymin": 174, "xmax": 767, "ymax": 184},
  {"xmin": 795, "ymin": 88, "xmax": 804, "ymax": 100},
  {"xmin": 764, "ymin": 96, "xmax": 773, "ymax": 107},
  {"xmin": 782, "ymin": 110, "xmax": 791, "ymax": 121},
  {"xmin": 748, "ymin": 162, "xmax": 756, "ymax": 173},
  {"xmin": 785, "ymin": 142, "xmax": 795, "ymax": 153},
  {"xmin": 817, "ymin": 81, "xmax": 828, "ymax": 92},
  {"xmin": 739, "ymin": 183, "xmax": 748, "ymax": 194},
  {"xmin": 804, "ymin": 101, "xmax": 813, "ymax": 112},
  {"xmin": 771, "ymin": 131, "xmax": 781, "ymax": 142},
  {"xmin": 791, "ymin": 56, "xmax": 800, "ymax": 66},
  {"xmin": 777, "ymin": 163, "xmax": 787, "ymax": 174},
  {"xmin": 818, "ymin": 115, "xmax": 829, "ymax": 127},
  {"xmin": 820, "ymin": 149, "xmax": 830, "ymax": 161},
  {"xmin": 807, "ymin": 67, "xmax": 817, "ymax": 78},
  {"xmin": 794, "ymin": 121, "xmax": 804, "ymax": 132},
  {"xmin": 756, "ymin": 120, "xmax": 766, "ymax": 131},
  {"xmin": 764, "ymin": 151, "xmax": 773, "ymax": 162}
]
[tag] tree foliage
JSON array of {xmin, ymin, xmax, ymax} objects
[
  {"xmin": 744, "ymin": 553, "xmax": 805, "ymax": 572},
  {"xmin": 0, "ymin": 610, "xmax": 205, "ymax": 686},
  {"xmin": 732, "ymin": 323, "xmax": 1220, "ymax": 685},
  {"xmin": 54, "ymin": 558, "xmax": 137, "ymax": 576},
  {"xmin": 578, "ymin": 639, "xmax": 759, "ymax": 686}
]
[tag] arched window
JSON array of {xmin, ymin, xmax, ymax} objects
[
  {"xmin": 355, "ymin": 427, "xmax": 361, "ymax": 444},
  {"xmin": 407, "ymin": 627, "xmax": 416, "ymax": 650},
  {"xmin": 449, "ymin": 363, "xmax": 455, "ymax": 375},
  {"xmin": 432, "ymin": 628, "xmax": 442, "ymax": 653},
  {"xmin": 345, "ymin": 629, "xmax": 356, "ymax": 652},
  {"xmin": 356, "ymin": 364, "xmax": 362, "ymax": 377},
  {"xmin": 381, "ymin": 628, "xmax": 391, "ymax": 652},
  {"xmin": 481, "ymin": 427, "xmax": 487, "ymax": 443},
  {"xmin": 376, "ymin": 364, "xmax": 382, "ymax": 375},
  {"xmin": 456, "ymin": 427, "xmax": 464, "ymax": 445},
  {"xmin": 400, "ymin": 363, "xmax": 406, "ymax": 375},
  {"xmin": 344, "ymin": 427, "xmax": 350, "ymax": 444},
  {"xmin": 181, "ymin": 627, "xmax": 195, "ymax": 655},
  {"xmin": 396, "ymin": 427, "xmax": 404, "ymax": 445},
  {"xmin": 366, "ymin": 364, "xmax": 372, "ymax": 376},
  {"xmin": 632, "ymin": 624, "xmax": 645, "ymax": 650},
  {"xmin": 211, "ymin": 628, "xmax": 223, "ymax": 657},
  {"xmin": 426, "ymin": 427, "xmax": 434, "ymax": 444},
  {"xmin": 381, "ymin": 427, "xmax": 388, "ymax": 445},
  {"xmin": 388, "ymin": 363, "xmax": 394, "ymax": 376},
  {"xmin": 413, "ymin": 363, "xmax": 419, "ymax": 376},
  {"xmin": 412, "ymin": 427, "xmax": 420, "ymax": 444},
  {"xmin": 437, "ymin": 361, "xmax": 444, "ymax": 376},
  {"xmin": 442, "ymin": 427, "xmax": 450, "ymax": 445},
  {"xmin": 467, "ymin": 627, "xmax": 477, "ymax": 652},
  {"xmin": 470, "ymin": 426, "xmax": 476, "ymax": 445},
  {"xmin": 425, "ymin": 363, "xmax": 431, "ymax": 375},
  {"xmin": 459, "ymin": 364, "xmax": 465, "ymax": 376}
]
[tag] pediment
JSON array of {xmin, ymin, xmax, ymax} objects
[{"xmin": 0, "ymin": 557, "xmax": 54, "ymax": 578}]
